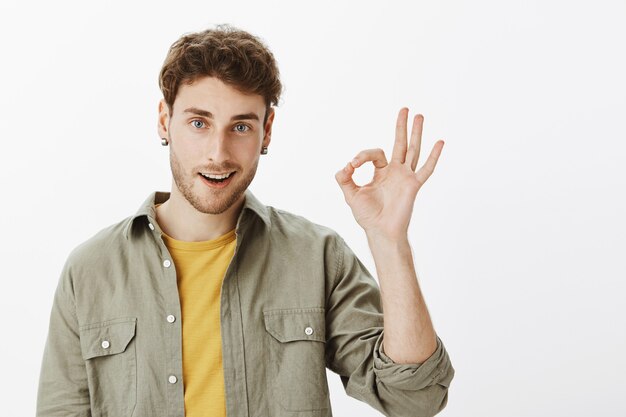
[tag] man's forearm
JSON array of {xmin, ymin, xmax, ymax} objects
[{"xmin": 366, "ymin": 232, "xmax": 438, "ymax": 364}]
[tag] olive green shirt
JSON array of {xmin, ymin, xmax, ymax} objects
[{"xmin": 36, "ymin": 189, "xmax": 454, "ymax": 417}]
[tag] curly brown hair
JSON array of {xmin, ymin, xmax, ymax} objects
[{"xmin": 158, "ymin": 24, "xmax": 283, "ymax": 125}]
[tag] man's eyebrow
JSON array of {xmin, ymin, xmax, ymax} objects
[{"xmin": 183, "ymin": 107, "xmax": 260, "ymax": 122}]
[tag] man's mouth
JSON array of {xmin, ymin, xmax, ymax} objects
[{"xmin": 199, "ymin": 171, "xmax": 236, "ymax": 184}]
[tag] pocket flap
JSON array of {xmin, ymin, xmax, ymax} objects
[
  {"xmin": 79, "ymin": 317, "xmax": 137, "ymax": 360},
  {"xmin": 263, "ymin": 308, "xmax": 325, "ymax": 343}
]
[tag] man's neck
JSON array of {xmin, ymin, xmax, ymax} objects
[{"xmin": 155, "ymin": 186, "xmax": 243, "ymax": 242}]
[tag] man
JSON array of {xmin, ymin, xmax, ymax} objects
[{"xmin": 36, "ymin": 24, "xmax": 454, "ymax": 417}]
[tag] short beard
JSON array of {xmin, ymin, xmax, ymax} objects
[{"xmin": 169, "ymin": 146, "xmax": 258, "ymax": 215}]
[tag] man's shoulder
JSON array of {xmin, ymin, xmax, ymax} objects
[
  {"xmin": 64, "ymin": 215, "xmax": 135, "ymax": 269},
  {"xmin": 262, "ymin": 205, "xmax": 343, "ymax": 245}
]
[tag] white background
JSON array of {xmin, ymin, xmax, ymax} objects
[{"xmin": 1, "ymin": 1, "xmax": 625, "ymax": 416}]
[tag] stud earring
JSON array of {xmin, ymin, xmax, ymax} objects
[
  {"xmin": 161, "ymin": 137, "xmax": 169, "ymax": 146},
  {"xmin": 261, "ymin": 146, "xmax": 268, "ymax": 155}
]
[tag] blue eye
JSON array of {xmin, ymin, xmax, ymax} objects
[
  {"xmin": 234, "ymin": 124, "xmax": 250, "ymax": 133},
  {"xmin": 191, "ymin": 120, "xmax": 205, "ymax": 129}
]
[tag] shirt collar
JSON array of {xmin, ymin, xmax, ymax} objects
[{"xmin": 123, "ymin": 188, "xmax": 271, "ymax": 240}]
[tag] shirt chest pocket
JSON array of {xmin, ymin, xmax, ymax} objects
[
  {"xmin": 79, "ymin": 317, "xmax": 137, "ymax": 417},
  {"xmin": 263, "ymin": 308, "xmax": 330, "ymax": 413}
]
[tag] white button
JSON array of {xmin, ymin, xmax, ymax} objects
[
  {"xmin": 148, "ymin": 222, "xmax": 155, "ymax": 231},
  {"xmin": 168, "ymin": 375, "xmax": 178, "ymax": 384},
  {"xmin": 101, "ymin": 340, "xmax": 110, "ymax": 349},
  {"xmin": 163, "ymin": 259, "xmax": 171, "ymax": 268},
  {"xmin": 305, "ymin": 327, "xmax": 314, "ymax": 336},
  {"xmin": 167, "ymin": 314, "xmax": 176, "ymax": 323}
]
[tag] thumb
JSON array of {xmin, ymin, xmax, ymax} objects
[{"xmin": 335, "ymin": 162, "xmax": 359, "ymax": 202}]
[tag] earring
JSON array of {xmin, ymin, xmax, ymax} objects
[
  {"xmin": 261, "ymin": 146, "xmax": 268, "ymax": 155},
  {"xmin": 161, "ymin": 137, "xmax": 169, "ymax": 146}
]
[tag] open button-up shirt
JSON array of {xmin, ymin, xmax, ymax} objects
[{"xmin": 36, "ymin": 189, "xmax": 454, "ymax": 417}]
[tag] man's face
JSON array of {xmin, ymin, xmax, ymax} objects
[{"xmin": 158, "ymin": 76, "xmax": 274, "ymax": 215}]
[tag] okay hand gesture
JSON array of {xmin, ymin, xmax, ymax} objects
[{"xmin": 335, "ymin": 108, "xmax": 445, "ymax": 240}]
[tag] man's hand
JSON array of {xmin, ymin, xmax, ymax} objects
[{"xmin": 335, "ymin": 107, "xmax": 444, "ymax": 240}]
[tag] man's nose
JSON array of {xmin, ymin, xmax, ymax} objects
[{"xmin": 205, "ymin": 130, "xmax": 232, "ymax": 163}]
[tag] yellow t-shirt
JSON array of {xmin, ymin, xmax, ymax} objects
[{"xmin": 159, "ymin": 212, "xmax": 235, "ymax": 417}]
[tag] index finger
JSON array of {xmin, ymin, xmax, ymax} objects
[{"xmin": 351, "ymin": 148, "xmax": 388, "ymax": 169}]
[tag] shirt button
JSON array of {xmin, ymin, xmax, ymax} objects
[
  {"xmin": 163, "ymin": 259, "xmax": 171, "ymax": 268},
  {"xmin": 101, "ymin": 340, "xmax": 110, "ymax": 349},
  {"xmin": 148, "ymin": 222, "xmax": 155, "ymax": 231},
  {"xmin": 166, "ymin": 314, "xmax": 176, "ymax": 323},
  {"xmin": 304, "ymin": 326, "xmax": 314, "ymax": 336},
  {"xmin": 168, "ymin": 375, "xmax": 178, "ymax": 384}
]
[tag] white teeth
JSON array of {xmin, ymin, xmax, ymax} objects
[{"xmin": 201, "ymin": 172, "xmax": 233, "ymax": 180}]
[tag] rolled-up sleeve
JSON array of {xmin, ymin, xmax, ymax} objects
[
  {"xmin": 373, "ymin": 331, "xmax": 454, "ymax": 415},
  {"xmin": 324, "ymin": 234, "xmax": 454, "ymax": 417}
]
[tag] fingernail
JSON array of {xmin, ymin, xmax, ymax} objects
[{"xmin": 351, "ymin": 158, "xmax": 359, "ymax": 167}]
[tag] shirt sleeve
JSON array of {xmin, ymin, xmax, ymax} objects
[
  {"xmin": 36, "ymin": 256, "xmax": 92, "ymax": 417},
  {"xmin": 324, "ymin": 234, "xmax": 454, "ymax": 417}
]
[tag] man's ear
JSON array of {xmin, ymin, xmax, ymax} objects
[
  {"xmin": 157, "ymin": 99, "xmax": 170, "ymax": 140},
  {"xmin": 263, "ymin": 108, "xmax": 275, "ymax": 148}
]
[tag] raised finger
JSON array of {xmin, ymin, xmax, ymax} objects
[
  {"xmin": 391, "ymin": 107, "xmax": 409, "ymax": 163},
  {"xmin": 416, "ymin": 140, "xmax": 444, "ymax": 184},
  {"xmin": 351, "ymin": 148, "xmax": 388, "ymax": 169},
  {"xmin": 406, "ymin": 114, "xmax": 424, "ymax": 171}
]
